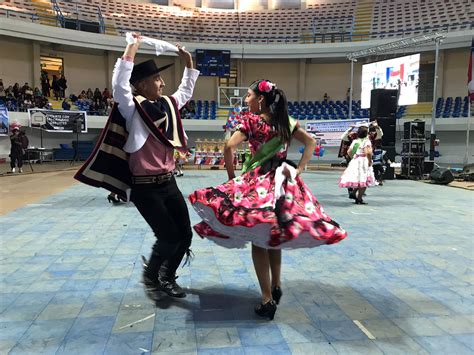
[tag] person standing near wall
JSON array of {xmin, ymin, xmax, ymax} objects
[{"xmin": 9, "ymin": 124, "xmax": 24, "ymax": 173}]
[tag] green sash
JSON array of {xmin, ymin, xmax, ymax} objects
[
  {"xmin": 241, "ymin": 116, "xmax": 297, "ymax": 174},
  {"xmin": 351, "ymin": 138, "xmax": 367, "ymax": 156}
]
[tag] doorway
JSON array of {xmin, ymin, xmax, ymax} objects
[{"xmin": 40, "ymin": 56, "xmax": 64, "ymax": 98}]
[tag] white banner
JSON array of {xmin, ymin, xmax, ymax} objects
[
  {"xmin": 28, "ymin": 109, "xmax": 87, "ymax": 133},
  {"xmin": 0, "ymin": 101, "xmax": 8, "ymax": 136},
  {"xmin": 305, "ymin": 119, "xmax": 368, "ymax": 146}
]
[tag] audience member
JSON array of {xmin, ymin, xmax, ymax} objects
[
  {"xmin": 0, "ymin": 80, "xmax": 5, "ymax": 100},
  {"xmin": 12, "ymin": 83, "xmax": 20, "ymax": 98},
  {"xmin": 58, "ymin": 74, "xmax": 67, "ymax": 99},
  {"xmin": 323, "ymin": 92, "xmax": 329, "ymax": 102},
  {"xmin": 41, "ymin": 71, "xmax": 50, "ymax": 97},
  {"xmin": 86, "ymin": 88, "xmax": 94, "ymax": 100},
  {"xmin": 93, "ymin": 88, "xmax": 102, "ymax": 101},
  {"xmin": 52, "ymin": 75, "xmax": 60, "ymax": 100},
  {"xmin": 102, "ymin": 88, "xmax": 111, "ymax": 100},
  {"xmin": 62, "ymin": 98, "xmax": 71, "ymax": 110}
]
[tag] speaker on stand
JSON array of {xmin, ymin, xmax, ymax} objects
[
  {"xmin": 370, "ymin": 89, "xmax": 398, "ymax": 180},
  {"xmin": 70, "ymin": 118, "xmax": 83, "ymax": 165},
  {"xmin": 401, "ymin": 120, "xmax": 426, "ymax": 179},
  {"xmin": 370, "ymin": 89, "xmax": 398, "ymax": 120}
]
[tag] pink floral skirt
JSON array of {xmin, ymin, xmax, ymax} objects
[{"xmin": 189, "ymin": 166, "xmax": 347, "ymax": 249}]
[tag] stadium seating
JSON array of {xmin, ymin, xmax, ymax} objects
[
  {"xmin": 371, "ymin": 0, "xmax": 471, "ymax": 37},
  {"xmin": 437, "ymin": 96, "xmax": 470, "ymax": 118},
  {"xmin": 1, "ymin": 0, "xmax": 470, "ymax": 43},
  {"xmin": 187, "ymin": 100, "xmax": 217, "ymax": 120},
  {"xmin": 288, "ymin": 99, "xmax": 372, "ymax": 120}
]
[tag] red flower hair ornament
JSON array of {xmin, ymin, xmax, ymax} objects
[{"xmin": 258, "ymin": 80, "xmax": 276, "ymax": 93}]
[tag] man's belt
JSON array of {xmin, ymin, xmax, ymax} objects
[{"xmin": 132, "ymin": 172, "xmax": 173, "ymax": 185}]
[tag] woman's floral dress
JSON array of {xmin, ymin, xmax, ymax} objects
[{"xmin": 189, "ymin": 112, "xmax": 347, "ymax": 249}]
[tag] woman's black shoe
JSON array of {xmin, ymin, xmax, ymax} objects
[
  {"xmin": 107, "ymin": 195, "xmax": 120, "ymax": 204},
  {"xmin": 272, "ymin": 286, "xmax": 282, "ymax": 305},
  {"xmin": 355, "ymin": 198, "xmax": 367, "ymax": 205},
  {"xmin": 254, "ymin": 300, "xmax": 277, "ymax": 320}
]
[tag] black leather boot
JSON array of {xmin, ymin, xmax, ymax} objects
[
  {"xmin": 157, "ymin": 274, "xmax": 186, "ymax": 298},
  {"xmin": 141, "ymin": 255, "xmax": 163, "ymax": 300}
]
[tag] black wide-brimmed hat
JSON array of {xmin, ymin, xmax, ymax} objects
[{"xmin": 130, "ymin": 60, "xmax": 173, "ymax": 85}]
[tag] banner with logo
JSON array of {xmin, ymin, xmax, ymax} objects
[
  {"xmin": 0, "ymin": 101, "xmax": 9, "ymax": 136},
  {"xmin": 305, "ymin": 119, "xmax": 368, "ymax": 146},
  {"xmin": 28, "ymin": 109, "xmax": 87, "ymax": 133},
  {"xmin": 468, "ymin": 39, "xmax": 474, "ymax": 101}
]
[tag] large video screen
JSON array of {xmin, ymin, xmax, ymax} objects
[
  {"xmin": 196, "ymin": 49, "xmax": 230, "ymax": 77},
  {"xmin": 361, "ymin": 54, "xmax": 420, "ymax": 108}
]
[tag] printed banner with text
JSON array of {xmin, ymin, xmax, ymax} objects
[
  {"xmin": 28, "ymin": 109, "xmax": 88, "ymax": 133},
  {"xmin": 305, "ymin": 119, "xmax": 368, "ymax": 146},
  {"xmin": 0, "ymin": 101, "xmax": 9, "ymax": 136}
]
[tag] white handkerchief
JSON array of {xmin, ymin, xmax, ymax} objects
[
  {"xmin": 274, "ymin": 162, "xmax": 297, "ymax": 206},
  {"xmin": 126, "ymin": 32, "xmax": 179, "ymax": 56}
]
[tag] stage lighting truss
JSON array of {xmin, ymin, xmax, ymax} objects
[{"xmin": 347, "ymin": 32, "xmax": 447, "ymax": 61}]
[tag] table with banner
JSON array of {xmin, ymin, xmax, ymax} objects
[
  {"xmin": 305, "ymin": 119, "xmax": 368, "ymax": 147},
  {"xmin": 26, "ymin": 109, "xmax": 88, "ymax": 164}
]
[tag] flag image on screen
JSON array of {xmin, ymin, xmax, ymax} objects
[{"xmin": 361, "ymin": 54, "xmax": 420, "ymax": 108}]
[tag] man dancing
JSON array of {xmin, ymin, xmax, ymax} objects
[{"xmin": 75, "ymin": 33, "xmax": 199, "ymax": 299}]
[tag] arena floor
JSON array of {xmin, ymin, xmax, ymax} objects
[{"xmin": 0, "ymin": 169, "xmax": 473, "ymax": 354}]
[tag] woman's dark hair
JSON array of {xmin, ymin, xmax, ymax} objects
[
  {"xmin": 249, "ymin": 79, "xmax": 291, "ymax": 143},
  {"xmin": 357, "ymin": 126, "xmax": 369, "ymax": 138}
]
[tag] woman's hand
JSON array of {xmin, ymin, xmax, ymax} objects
[
  {"xmin": 282, "ymin": 166, "xmax": 301, "ymax": 179},
  {"xmin": 282, "ymin": 165, "xmax": 292, "ymax": 179}
]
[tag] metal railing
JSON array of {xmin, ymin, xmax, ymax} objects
[
  {"xmin": 97, "ymin": 6, "xmax": 105, "ymax": 34},
  {"xmin": 51, "ymin": 0, "xmax": 65, "ymax": 28},
  {"xmin": 0, "ymin": 8, "xmax": 39, "ymax": 22}
]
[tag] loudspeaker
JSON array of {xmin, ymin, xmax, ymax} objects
[
  {"xmin": 402, "ymin": 157, "xmax": 424, "ymax": 178},
  {"xmin": 370, "ymin": 89, "xmax": 398, "ymax": 119},
  {"xmin": 378, "ymin": 119, "xmax": 396, "ymax": 146},
  {"xmin": 72, "ymin": 118, "xmax": 83, "ymax": 133},
  {"xmin": 430, "ymin": 167, "xmax": 454, "ymax": 185},
  {"xmin": 404, "ymin": 120, "xmax": 425, "ymax": 139}
]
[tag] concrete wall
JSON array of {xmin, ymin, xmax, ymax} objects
[
  {"xmin": 241, "ymin": 60, "xmax": 299, "ymax": 100},
  {"xmin": 304, "ymin": 61, "xmax": 361, "ymax": 102},
  {"xmin": 442, "ymin": 47, "xmax": 471, "ymax": 98},
  {"xmin": 0, "ymin": 37, "xmax": 34, "ymax": 88}
]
